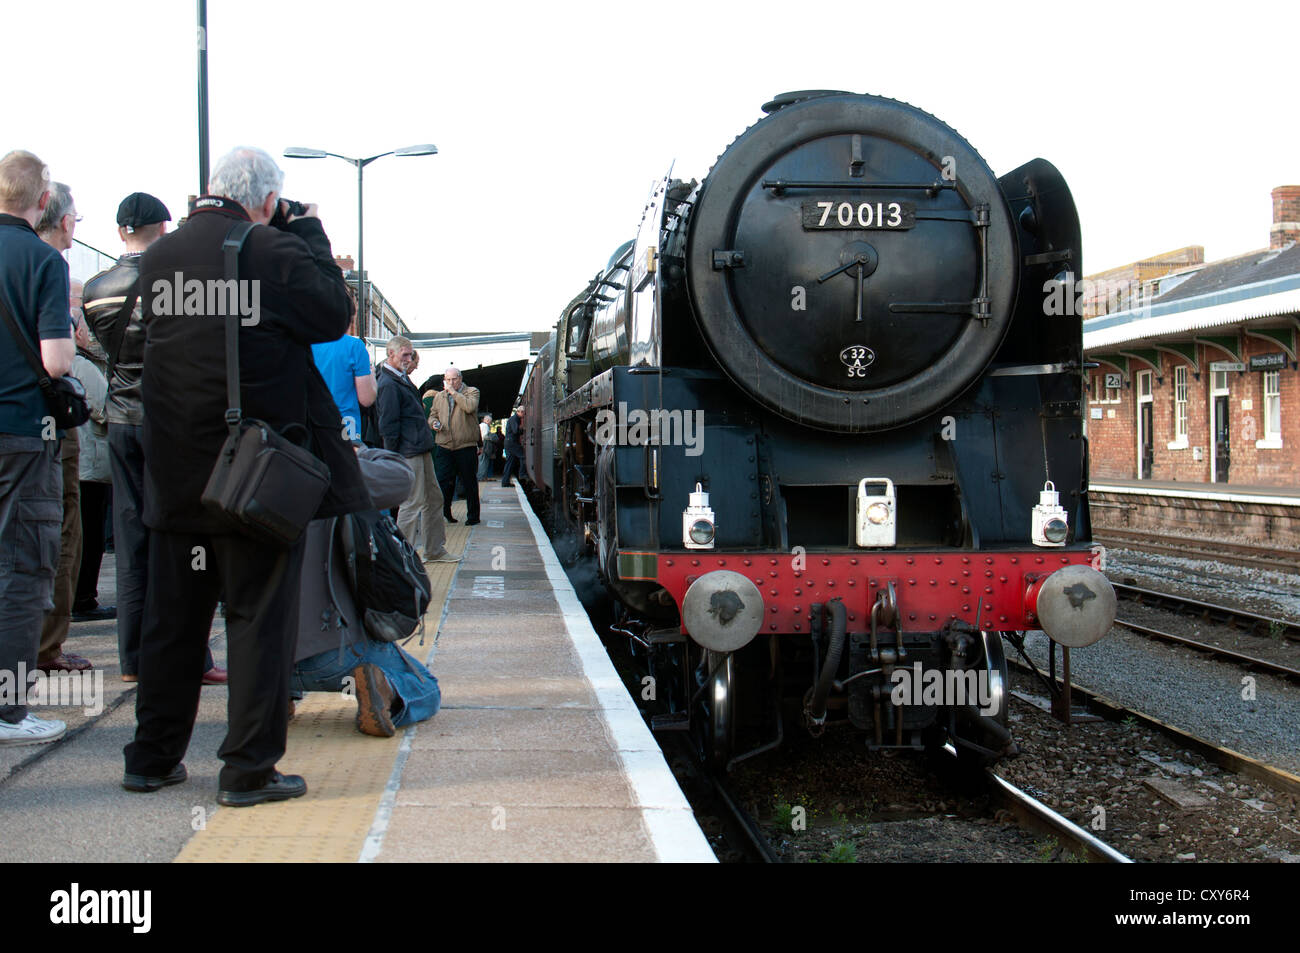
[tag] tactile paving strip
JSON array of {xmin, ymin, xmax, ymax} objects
[{"xmin": 173, "ymin": 504, "xmax": 471, "ymax": 862}]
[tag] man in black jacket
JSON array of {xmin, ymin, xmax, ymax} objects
[
  {"xmin": 122, "ymin": 147, "xmax": 367, "ymax": 806},
  {"xmin": 85, "ymin": 192, "xmax": 224, "ymax": 685},
  {"xmin": 501, "ymin": 405, "xmax": 526, "ymax": 487},
  {"xmin": 376, "ymin": 335, "xmax": 455, "ymax": 562}
]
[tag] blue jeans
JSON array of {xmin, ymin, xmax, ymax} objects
[{"xmin": 292, "ymin": 640, "xmax": 440, "ymax": 728}]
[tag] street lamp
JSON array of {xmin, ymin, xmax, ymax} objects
[{"xmin": 283, "ymin": 143, "xmax": 438, "ymax": 337}]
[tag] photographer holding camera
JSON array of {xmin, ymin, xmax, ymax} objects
[{"xmin": 123, "ymin": 146, "xmax": 367, "ymax": 806}]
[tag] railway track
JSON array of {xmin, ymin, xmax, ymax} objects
[
  {"xmin": 1006, "ymin": 655, "xmax": 1300, "ymax": 798},
  {"xmin": 1111, "ymin": 582, "xmax": 1300, "ymax": 643},
  {"xmin": 984, "ymin": 768, "xmax": 1131, "ymax": 863},
  {"xmin": 1097, "ymin": 531, "xmax": 1300, "ymax": 574},
  {"xmin": 1112, "ymin": 617, "xmax": 1300, "ymax": 683}
]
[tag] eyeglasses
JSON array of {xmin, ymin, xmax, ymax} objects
[{"xmin": 65, "ymin": 212, "xmax": 82, "ymax": 224}]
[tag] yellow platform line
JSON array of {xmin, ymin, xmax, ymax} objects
[{"xmin": 174, "ymin": 498, "xmax": 474, "ymax": 863}]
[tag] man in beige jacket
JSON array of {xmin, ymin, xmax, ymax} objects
[{"xmin": 427, "ymin": 366, "xmax": 481, "ymax": 526}]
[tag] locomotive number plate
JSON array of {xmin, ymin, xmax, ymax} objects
[{"xmin": 802, "ymin": 200, "xmax": 916, "ymax": 230}]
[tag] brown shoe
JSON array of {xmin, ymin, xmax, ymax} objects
[
  {"xmin": 352, "ymin": 663, "xmax": 396, "ymax": 737},
  {"xmin": 38, "ymin": 653, "xmax": 93, "ymax": 673},
  {"xmin": 201, "ymin": 666, "xmax": 229, "ymax": 685},
  {"xmin": 121, "ymin": 673, "xmax": 139, "ymax": 683}
]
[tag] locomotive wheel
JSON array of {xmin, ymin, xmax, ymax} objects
[
  {"xmin": 953, "ymin": 630, "xmax": 1011, "ymax": 770},
  {"xmin": 699, "ymin": 650, "xmax": 736, "ymax": 770}
]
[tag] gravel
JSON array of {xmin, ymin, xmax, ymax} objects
[
  {"xmin": 1001, "ymin": 670, "xmax": 1300, "ymax": 863},
  {"xmin": 1017, "ymin": 627, "xmax": 1300, "ymax": 776}
]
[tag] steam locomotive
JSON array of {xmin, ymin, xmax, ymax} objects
[{"xmin": 520, "ymin": 91, "xmax": 1115, "ymax": 768}]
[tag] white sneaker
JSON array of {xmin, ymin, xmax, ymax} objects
[
  {"xmin": 0, "ymin": 713, "xmax": 67, "ymax": 746},
  {"xmin": 423, "ymin": 550, "xmax": 460, "ymax": 563}
]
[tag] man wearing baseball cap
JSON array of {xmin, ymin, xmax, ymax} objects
[{"xmin": 86, "ymin": 192, "xmax": 226, "ymax": 686}]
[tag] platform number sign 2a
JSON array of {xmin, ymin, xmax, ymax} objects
[{"xmin": 1104, "ymin": 373, "xmax": 1122, "ymax": 390}]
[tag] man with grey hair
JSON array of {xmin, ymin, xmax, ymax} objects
[
  {"xmin": 0, "ymin": 150, "xmax": 74, "ymax": 745},
  {"xmin": 123, "ymin": 146, "xmax": 368, "ymax": 805},
  {"xmin": 376, "ymin": 334, "xmax": 455, "ymax": 562},
  {"xmin": 34, "ymin": 182, "xmax": 93, "ymax": 675}
]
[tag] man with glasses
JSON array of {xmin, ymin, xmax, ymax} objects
[
  {"xmin": 34, "ymin": 183, "xmax": 91, "ymax": 674},
  {"xmin": 376, "ymin": 336, "xmax": 456, "ymax": 563}
]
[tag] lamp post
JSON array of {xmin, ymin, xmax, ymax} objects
[{"xmin": 283, "ymin": 144, "xmax": 437, "ymax": 337}]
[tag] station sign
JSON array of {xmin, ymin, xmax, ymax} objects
[
  {"xmin": 1248, "ymin": 352, "xmax": 1287, "ymax": 371},
  {"xmin": 1210, "ymin": 361, "xmax": 1245, "ymax": 372},
  {"xmin": 1103, "ymin": 372, "xmax": 1122, "ymax": 389}
]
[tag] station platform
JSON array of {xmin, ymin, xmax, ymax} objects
[
  {"xmin": 1091, "ymin": 479, "xmax": 1300, "ymax": 505},
  {"xmin": 0, "ymin": 485, "xmax": 714, "ymax": 864},
  {"xmin": 1088, "ymin": 479, "xmax": 1300, "ymax": 554}
]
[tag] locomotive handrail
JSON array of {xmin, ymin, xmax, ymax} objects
[{"xmin": 761, "ymin": 178, "xmax": 957, "ymax": 194}]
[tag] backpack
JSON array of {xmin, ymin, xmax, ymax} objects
[{"xmin": 336, "ymin": 509, "xmax": 432, "ymax": 643}]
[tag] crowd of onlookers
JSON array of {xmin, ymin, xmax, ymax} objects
[{"xmin": 0, "ymin": 145, "xmax": 525, "ymax": 806}]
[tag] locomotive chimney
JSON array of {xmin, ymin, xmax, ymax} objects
[{"xmin": 1271, "ymin": 185, "xmax": 1300, "ymax": 249}]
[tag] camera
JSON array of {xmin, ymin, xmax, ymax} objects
[{"xmin": 269, "ymin": 198, "xmax": 310, "ymax": 229}]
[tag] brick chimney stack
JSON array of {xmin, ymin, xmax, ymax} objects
[
  {"xmin": 1271, "ymin": 185, "xmax": 1300, "ymax": 249},
  {"xmin": 334, "ymin": 255, "xmax": 355, "ymax": 272}
]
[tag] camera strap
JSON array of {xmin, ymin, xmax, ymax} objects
[
  {"xmin": 220, "ymin": 220, "xmax": 257, "ymax": 438},
  {"xmin": 0, "ymin": 292, "xmax": 58, "ymax": 391}
]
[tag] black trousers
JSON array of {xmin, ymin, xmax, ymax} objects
[
  {"xmin": 109, "ymin": 424, "xmax": 214, "ymax": 677},
  {"xmin": 123, "ymin": 530, "xmax": 303, "ymax": 791},
  {"xmin": 74, "ymin": 481, "xmax": 110, "ymax": 609},
  {"xmin": 501, "ymin": 452, "xmax": 522, "ymax": 486},
  {"xmin": 435, "ymin": 445, "xmax": 480, "ymax": 522}
]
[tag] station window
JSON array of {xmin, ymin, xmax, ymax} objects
[
  {"xmin": 1263, "ymin": 370, "xmax": 1282, "ymax": 443},
  {"xmin": 1173, "ymin": 365, "xmax": 1188, "ymax": 443}
]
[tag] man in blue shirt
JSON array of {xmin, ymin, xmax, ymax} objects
[
  {"xmin": 310, "ymin": 294, "xmax": 375, "ymax": 444},
  {"xmin": 0, "ymin": 150, "xmax": 75, "ymax": 746}
]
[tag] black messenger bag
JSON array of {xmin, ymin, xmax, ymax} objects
[
  {"xmin": 200, "ymin": 221, "xmax": 330, "ymax": 547},
  {"xmin": 0, "ymin": 295, "xmax": 90, "ymax": 430}
]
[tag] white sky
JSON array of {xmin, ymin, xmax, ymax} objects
[{"xmin": 3, "ymin": 0, "xmax": 1295, "ymax": 334}]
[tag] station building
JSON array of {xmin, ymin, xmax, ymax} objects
[{"xmin": 1082, "ymin": 186, "xmax": 1300, "ymax": 488}]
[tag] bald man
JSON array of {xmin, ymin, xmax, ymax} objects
[{"xmin": 426, "ymin": 366, "xmax": 481, "ymax": 526}]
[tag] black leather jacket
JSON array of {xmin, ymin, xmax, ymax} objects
[{"xmin": 84, "ymin": 253, "xmax": 144, "ymax": 425}]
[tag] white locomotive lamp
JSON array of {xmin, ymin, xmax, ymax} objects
[
  {"xmin": 1031, "ymin": 480, "xmax": 1069, "ymax": 547},
  {"xmin": 682, "ymin": 483, "xmax": 716, "ymax": 549},
  {"xmin": 855, "ymin": 478, "xmax": 896, "ymax": 547}
]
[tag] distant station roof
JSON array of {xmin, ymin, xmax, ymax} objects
[
  {"xmin": 1083, "ymin": 184, "xmax": 1300, "ymax": 364},
  {"xmin": 1084, "ymin": 244, "xmax": 1300, "ymax": 361}
]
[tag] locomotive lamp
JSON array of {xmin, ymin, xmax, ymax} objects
[
  {"xmin": 855, "ymin": 478, "xmax": 896, "ymax": 547},
  {"xmin": 1031, "ymin": 480, "xmax": 1069, "ymax": 547},
  {"xmin": 683, "ymin": 483, "xmax": 716, "ymax": 549}
]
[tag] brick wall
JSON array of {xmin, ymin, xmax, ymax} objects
[{"xmin": 1085, "ymin": 339, "xmax": 1298, "ymax": 487}]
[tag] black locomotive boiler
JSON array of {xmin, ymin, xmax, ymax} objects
[{"xmin": 521, "ymin": 91, "xmax": 1116, "ymax": 768}]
